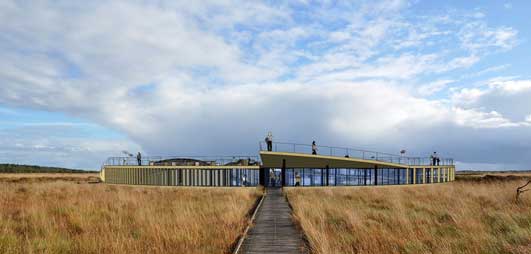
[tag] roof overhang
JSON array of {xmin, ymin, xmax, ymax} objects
[{"xmin": 260, "ymin": 151, "xmax": 408, "ymax": 169}]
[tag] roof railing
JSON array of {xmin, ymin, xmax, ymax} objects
[
  {"xmin": 259, "ymin": 141, "xmax": 454, "ymax": 166},
  {"xmin": 103, "ymin": 155, "xmax": 260, "ymax": 167}
]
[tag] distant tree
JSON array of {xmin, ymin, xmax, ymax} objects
[
  {"xmin": 516, "ymin": 180, "xmax": 531, "ymax": 204},
  {"xmin": 0, "ymin": 164, "xmax": 96, "ymax": 173}
]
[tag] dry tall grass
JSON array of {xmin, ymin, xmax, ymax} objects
[
  {"xmin": 0, "ymin": 173, "xmax": 99, "ymax": 183},
  {"xmin": 285, "ymin": 181, "xmax": 531, "ymax": 254},
  {"xmin": 0, "ymin": 181, "xmax": 261, "ymax": 254}
]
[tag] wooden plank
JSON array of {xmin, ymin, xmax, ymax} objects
[{"xmin": 240, "ymin": 188, "xmax": 307, "ymax": 254}]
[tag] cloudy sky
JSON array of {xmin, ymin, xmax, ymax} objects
[{"xmin": 1, "ymin": 0, "xmax": 530, "ymax": 170}]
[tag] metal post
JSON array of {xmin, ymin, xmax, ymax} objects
[
  {"xmin": 334, "ymin": 168, "xmax": 337, "ymax": 186},
  {"xmin": 374, "ymin": 165, "xmax": 378, "ymax": 185},
  {"xmin": 321, "ymin": 168, "xmax": 324, "ymax": 186},
  {"xmin": 259, "ymin": 167, "xmax": 265, "ymax": 186},
  {"xmin": 281, "ymin": 159, "xmax": 286, "ymax": 187},
  {"xmin": 326, "ymin": 165, "xmax": 330, "ymax": 186}
]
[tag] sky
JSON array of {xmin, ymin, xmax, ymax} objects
[{"xmin": 1, "ymin": 0, "xmax": 530, "ymax": 170}]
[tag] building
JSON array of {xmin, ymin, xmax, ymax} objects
[{"xmin": 100, "ymin": 141, "xmax": 455, "ymax": 186}]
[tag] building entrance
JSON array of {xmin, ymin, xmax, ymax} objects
[{"xmin": 266, "ymin": 168, "xmax": 282, "ymax": 187}]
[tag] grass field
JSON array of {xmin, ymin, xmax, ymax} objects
[
  {"xmin": 286, "ymin": 180, "xmax": 531, "ymax": 254},
  {"xmin": 0, "ymin": 178, "xmax": 262, "ymax": 254},
  {"xmin": 0, "ymin": 173, "xmax": 99, "ymax": 183}
]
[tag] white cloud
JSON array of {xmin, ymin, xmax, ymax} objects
[
  {"xmin": 461, "ymin": 64, "xmax": 510, "ymax": 79},
  {"xmin": 453, "ymin": 108, "xmax": 519, "ymax": 128},
  {"xmin": 0, "ymin": 0, "xmax": 529, "ymax": 169},
  {"xmin": 418, "ymin": 80, "xmax": 454, "ymax": 96},
  {"xmin": 452, "ymin": 78, "xmax": 531, "ymax": 122},
  {"xmin": 0, "ymin": 125, "xmax": 140, "ymax": 169},
  {"xmin": 459, "ymin": 22, "xmax": 518, "ymax": 52},
  {"xmin": 488, "ymin": 78, "xmax": 531, "ymax": 93}
]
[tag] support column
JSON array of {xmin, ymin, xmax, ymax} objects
[
  {"xmin": 210, "ymin": 169, "xmax": 213, "ymax": 186},
  {"xmin": 374, "ymin": 165, "xmax": 378, "ymax": 185},
  {"xmin": 452, "ymin": 167, "xmax": 455, "ymax": 181},
  {"xmin": 449, "ymin": 168, "xmax": 451, "ymax": 181},
  {"xmin": 334, "ymin": 168, "xmax": 337, "ymax": 186},
  {"xmin": 431, "ymin": 168, "xmax": 434, "ymax": 183},
  {"xmin": 281, "ymin": 159, "xmax": 286, "ymax": 187},
  {"xmin": 422, "ymin": 168, "xmax": 426, "ymax": 184},
  {"xmin": 406, "ymin": 168, "xmax": 409, "ymax": 184},
  {"xmin": 326, "ymin": 165, "xmax": 330, "ymax": 186},
  {"xmin": 259, "ymin": 167, "xmax": 265, "ymax": 186},
  {"xmin": 363, "ymin": 169, "xmax": 367, "ymax": 186}
]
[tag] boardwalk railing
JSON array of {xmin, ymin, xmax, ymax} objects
[{"xmin": 259, "ymin": 141, "xmax": 454, "ymax": 166}]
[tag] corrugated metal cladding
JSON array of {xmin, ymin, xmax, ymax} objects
[{"xmin": 103, "ymin": 167, "xmax": 260, "ymax": 187}]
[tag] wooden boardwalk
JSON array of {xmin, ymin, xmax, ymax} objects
[{"xmin": 239, "ymin": 187, "xmax": 307, "ymax": 254}]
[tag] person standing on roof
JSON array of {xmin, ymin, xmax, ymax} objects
[
  {"xmin": 312, "ymin": 141, "xmax": 318, "ymax": 155},
  {"xmin": 431, "ymin": 152, "xmax": 437, "ymax": 166},
  {"xmin": 265, "ymin": 132, "xmax": 273, "ymax": 151},
  {"xmin": 137, "ymin": 152, "xmax": 142, "ymax": 166}
]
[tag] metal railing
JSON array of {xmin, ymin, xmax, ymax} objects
[
  {"xmin": 103, "ymin": 155, "xmax": 260, "ymax": 167},
  {"xmin": 259, "ymin": 141, "xmax": 454, "ymax": 166}
]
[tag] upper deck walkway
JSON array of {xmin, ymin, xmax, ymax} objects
[{"xmin": 259, "ymin": 141, "xmax": 454, "ymax": 169}]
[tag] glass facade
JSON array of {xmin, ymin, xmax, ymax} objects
[
  {"xmin": 282, "ymin": 168, "xmax": 410, "ymax": 186},
  {"xmin": 105, "ymin": 167, "xmax": 260, "ymax": 186},
  {"xmin": 105, "ymin": 166, "xmax": 453, "ymax": 187},
  {"xmin": 416, "ymin": 169, "xmax": 424, "ymax": 184}
]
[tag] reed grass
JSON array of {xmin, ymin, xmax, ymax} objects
[
  {"xmin": 285, "ymin": 181, "xmax": 531, "ymax": 254},
  {"xmin": 0, "ymin": 181, "xmax": 261, "ymax": 254}
]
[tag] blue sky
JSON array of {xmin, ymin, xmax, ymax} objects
[{"xmin": 1, "ymin": 0, "xmax": 531, "ymax": 170}]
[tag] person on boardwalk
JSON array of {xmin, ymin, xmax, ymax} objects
[
  {"xmin": 295, "ymin": 172, "xmax": 301, "ymax": 186},
  {"xmin": 311, "ymin": 141, "xmax": 318, "ymax": 155},
  {"xmin": 265, "ymin": 132, "xmax": 273, "ymax": 151},
  {"xmin": 269, "ymin": 169, "xmax": 276, "ymax": 187},
  {"xmin": 136, "ymin": 152, "xmax": 142, "ymax": 166}
]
